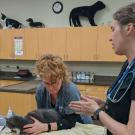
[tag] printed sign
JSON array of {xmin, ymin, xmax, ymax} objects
[{"xmin": 14, "ymin": 37, "xmax": 23, "ymax": 56}]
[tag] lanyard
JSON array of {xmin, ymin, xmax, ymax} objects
[{"xmin": 107, "ymin": 58, "xmax": 135, "ymax": 102}]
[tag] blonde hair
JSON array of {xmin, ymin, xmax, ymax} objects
[{"xmin": 36, "ymin": 54, "xmax": 70, "ymax": 84}]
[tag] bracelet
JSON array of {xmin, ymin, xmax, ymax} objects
[
  {"xmin": 93, "ymin": 108, "xmax": 102, "ymax": 120},
  {"xmin": 48, "ymin": 123, "xmax": 51, "ymax": 132}
]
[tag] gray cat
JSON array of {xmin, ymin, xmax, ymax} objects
[{"xmin": 6, "ymin": 109, "xmax": 61, "ymax": 134}]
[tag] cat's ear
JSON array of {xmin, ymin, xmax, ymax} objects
[
  {"xmin": 29, "ymin": 18, "xmax": 33, "ymax": 21},
  {"xmin": 1, "ymin": 13, "xmax": 5, "ymax": 17}
]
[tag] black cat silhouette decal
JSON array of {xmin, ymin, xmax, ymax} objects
[
  {"xmin": 6, "ymin": 109, "xmax": 61, "ymax": 134},
  {"xmin": 26, "ymin": 18, "xmax": 45, "ymax": 28},
  {"xmin": 69, "ymin": 1, "xmax": 105, "ymax": 27},
  {"xmin": 1, "ymin": 13, "xmax": 23, "ymax": 28}
]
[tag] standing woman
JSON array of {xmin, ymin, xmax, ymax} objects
[
  {"xmin": 23, "ymin": 54, "xmax": 92, "ymax": 135},
  {"xmin": 69, "ymin": 3, "xmax": 135, "ymax": 135}
]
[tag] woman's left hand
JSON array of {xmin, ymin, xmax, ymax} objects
[
  {"xmin": 69, "ymin": 95, "xmax": 100, "ymax": 115},
  {"xmin": 23, "ymin": 116, "xmax": 48, "ymax": 135}
]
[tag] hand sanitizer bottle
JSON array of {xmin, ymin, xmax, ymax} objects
[{"xmin": 7, "ymin": 106, "xmax": 14, "ymax": 118}]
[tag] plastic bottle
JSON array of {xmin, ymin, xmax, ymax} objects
[
  {"xmin": 6, "ymin": 106, "xmax": 14, "ymax": 118},
  {"xmin": 90, "ymin": 72, "xmax": 95, "ymax": 83}
]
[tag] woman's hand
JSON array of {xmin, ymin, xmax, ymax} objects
[
  {"xmin": 23, "ymin": 117, "xmax": 48, "ymax": 135},
  {"xmin": 81, "ymin": 95, "xmax": 105, "ymax": 106},
  {"xmin": 69, "ymin": 95, "xmax": 100, "ymax": 115}
]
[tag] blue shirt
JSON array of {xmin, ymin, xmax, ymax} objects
[{"xmin": 35, "ymin": 82, "xmax": 92, "ymax": 129}]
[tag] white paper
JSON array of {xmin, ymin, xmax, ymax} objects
[{"xmin": 14, "ymin": 37, "xmax": 23, "ymax": 56}]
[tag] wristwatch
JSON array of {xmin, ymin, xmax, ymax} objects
[
  {"xmin": 93, "ymin": 108, "xmax": 103, "ymax": 120},
  {"xmin": 48, "ymin": 123, "xmax": 51, "ymax": 132}
]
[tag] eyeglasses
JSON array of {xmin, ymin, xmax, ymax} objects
[{"xmin": 42, "ymin": 79, "xmax": 60, "ymax": 87}]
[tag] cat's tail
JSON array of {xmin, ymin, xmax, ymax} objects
[{"xmin": 69, "ymin": 12, "xmax": 72, "ymax": 26}]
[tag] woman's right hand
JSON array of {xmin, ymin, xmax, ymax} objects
[{"xmin": 23, "ymin": 117, "xmax": 48, "ymax": 135}]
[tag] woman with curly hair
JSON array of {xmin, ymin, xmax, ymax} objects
[{"xmin": 23, "ymin": 54, "xmax": 92, "ymax": 135}]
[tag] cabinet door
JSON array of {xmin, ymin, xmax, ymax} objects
[
  {"xmin": 51, "ymin": 28, "xmax": 66, "ymax": 59},
  {"xmin": 66, "ymin": 27, "xmax": 97, "ymax": 61},
  {"xmin": 80, "ymin": 27, "xmax": 97, "ymax": 61},
  {"xmin": 38, "ymin": 28, "xmax": 66, "ymax": 59},
  {"xmin": 38, "ymin": 28, "xmax": 52, "ymax": 57},
  {"xmin": 0, "ymin": 29, "xmax": 38, "ymax": 60},
  {"xmin": 24, "ymin": 28, "xmax": 38, "ymax": 60},
  {"xmin": 86, "ymin": 85, "xmax": 109, "ymax": 100},
  {"xmin": 66, "ymin": 28, "xmax": 81, "ymax": 61},
  {"xmin": 77, "ymin": 84, "xmax": 109, "ymax": 100},
  {"xmin": 97, "ymin": 26, "xmax": 125, "ymax": 62},
  {"xmin": 0, "ymin": 29, "xmax": 25, "ymax": 59},
  {"xmin": 0, "ymin": 29, "xmax": 14, "ymax": 59},
  {"xmin": 85, "ymin": 85, "xmax": 109, "ymax": 100},
  {"xmin": 12, "ymin": 29, "xmax": 25, "ymax": 59},
  {"xmin": 0, "ymin": 92, "xmax": 36, "ymax": 116},
  {"xmin": 77, "ymin": 84, "xmax": 87, "ymax": 95}
]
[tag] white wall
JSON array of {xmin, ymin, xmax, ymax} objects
[
  {"xmin": 0, "ymin": 0, "xmax": 133, "ymax": 76},
  {"xmin": 0, "ymin": 60, "xmax": 123, "ymax": 76},
  {"xmin": 0, "ymin": 0, "xmax": 134, "ymax": 27}
]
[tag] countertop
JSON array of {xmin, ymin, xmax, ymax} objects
[
  {"xmin": 73, "ymin": 75, "xmax": 117, "ymax": 86},
  {"xmin": 93, "ymin": 75, "xmax": 116, "ymax": 86},
  {"xmin": 0, "ymin": 80, "xmax": 41, "ymax": 93},
  {"xmin": 0, "ymin": 80, "xmax": 24, "ymax": 87},
  {"xmin": 0, "ymin": 75, "xmax": 116, "ymax": 93},
  {"xmin": 0, "ymin": 71, "xmax": 36, "ymax": 81}
]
